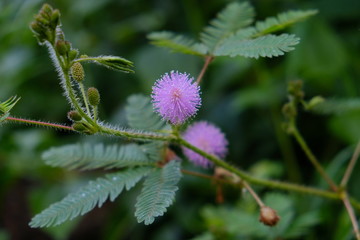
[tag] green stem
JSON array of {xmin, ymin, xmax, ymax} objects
[
  {"xmin": 291, "ymin": 125, "xmax": 338, "ymax": 192},
  {"xmin": 79, "ymin": 82, "xmax": 91, "ymax": 116},
  {"xmin": 6, "ymin": 116, "xmax": 74, "ymax": 131},
  {"xmin": 177, "ymin": 137, "xmax": 339, "ymax": 200}
]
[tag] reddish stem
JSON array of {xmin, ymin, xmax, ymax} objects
[{"xmin": 6, "ymin": 116, "xmax": 74, "ymax": 131}]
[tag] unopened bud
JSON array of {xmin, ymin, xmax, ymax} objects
[
  {"xmin": 282, "ymin": 103, "xmax": 297, "ymax": 119},
  {"xmin": 68, "ymin": 111, "xmax": 82, "ymax": 121},
  {"xmin": 259, "ymin": 206, "xmax": 280, "ymax": 227},
  {"xmin": 87, "ymin": 87, "xmax": 100, "ymax": 106},
  {"xmin": 41, "ymin": 4, "xmax": 53, "ymax": 17},
  {"xmin": 30, "ymin": 21, "xmax": 44, "ymax": 34},
  {"xmin": 55, "ymin": 40, "xmax": 71, "ymax": 55},
  {"xmin": 50, "ymin": 9, "xmax": 61, "ymax": 28},
  {"xmin": 72, "ymin": 122, "xmax": 87, "ymax": 132},
  {"xmin": 68, "ymin": 49, "xmax": 79, "ymax": 61},
  {"xmin": 288, "ymin": 80, "xmax": 304, "ymax": 100},
  {"xmin": 71, "ymin": 62, "xmax": 85, "ymax": 82}
]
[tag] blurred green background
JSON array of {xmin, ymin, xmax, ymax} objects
[{"xmin": 0, "ymin": 0, "xmax": 360, "ymax": 239}]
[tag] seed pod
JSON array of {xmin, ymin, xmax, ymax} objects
[
  {"xmin": 71, "ymin": 62, "xmax": 85, "ymax": 82},
  {"xmin": 87, "ymin": 87, "xmax": 100, "ymax": 106},
  {"xmin": 259, "ymin": 206, "xmax": 280, "ymax": 227},
  {"xmin": 68, "ymin": 111, "xmax": 82, "ymax": 121}
]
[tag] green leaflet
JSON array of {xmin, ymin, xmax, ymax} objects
[
  {"xmin": 42, "ymin": 143, "xmax": 154, "ymax": 170},
  {"xmin": 76, "ymin": 55, "xmax": 134, "ymax": 73},
  {"xmin": 147, "ymin": 31, "xmax": 207, "ymax": 56},
  {"xmin": 215, "ymin": 34, "xmax": 300, "ymax": 59},
  {"xmin": 251, "ymin": 9, "xmax": 318, "ymax": 37},
  {"xmin": 125, "ymin": 94, "xmax": 168, "ymax": 131},
  {"xmin": 310, "ymin": 98, "xmax": 360, "ymax": 115},
  {"xmin": 30, "ymin": 167, "xmax": 151, "ymax": 228},
  {"xmin": 135, "ymin": 160, "xmax": 182, "ymax": 225},
  {"xmin": 200, "ymin": 1, "xmax": 255, "ymax": 54}
]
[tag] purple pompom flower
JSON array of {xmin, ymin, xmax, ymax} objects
[
  {"xmin": 182, "ymin": 121, "xmax": 228, "ymax": 168},
  {"xmin": 152, "ymin": 71, "xmax": 201, "ymax": 125}
]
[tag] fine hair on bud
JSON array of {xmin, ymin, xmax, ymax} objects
[
  {"xmin": 87, "ymin": 87, "xmax": 100, "ymax": 106},
  {"xmin": 71, "ymin": 62, "xmax": 85, "ymax": 82}
]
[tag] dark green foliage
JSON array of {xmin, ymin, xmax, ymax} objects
[
  {"xmin": 135, "ymin": 160, "xmax": 182, "ymax": 225},
  {"xmin": 30, "ymin": 167, "xmax": 151, "ymax": 227}
]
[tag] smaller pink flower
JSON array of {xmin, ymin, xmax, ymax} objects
[
  {"xmin": 152, "ymin": 71, "xmax": 201, "ymax": 125},
  {"xmin": 182, "ymin": 121, "xmax": 228, "ymax": 168}
]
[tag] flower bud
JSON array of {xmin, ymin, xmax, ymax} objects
[
  {"xmin": 55, "ymin": 40, "xmax": 71, "ymax": 55},
  {"xmin": 259, "ymin": 206, "xmax": 280, "ymax": 227},
  {"xmin": 72, "ymin": 122, "xmax": 87, "ymax": 132},
  {"xmin": 68, "ymin": 111, "xmax": 82, "ymax": 121},
  {"xmin": 71, "ymin": 62, "xmax": 85, "ymax": 82},
  {"xmin": 87, "ymin": 87, "xmax": 100, "ymax": 106},
  {"xmin": 68, "ymin": 49, "xmax": 79, "ymax": 61},
  {"xmin": 282, "ymin": 102, "xmax": 297, "ymax": 119},
  {"xmin": 50, "ymin": 9, "xmax": 61, "ymax": 28}
]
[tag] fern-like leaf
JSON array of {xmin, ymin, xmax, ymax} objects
[
  {"xmin": 215, "ymin": 34, "xmax": 299, "ymax": 58},
  {"xmin": 135, "ymin": 160, "xmax": 182, "ymax": 225},
  {"xmin": 126, "ymin": 94, "xmax": 168, "ymax": 131},
  {"xmin": 77, "ymin": 55, "xmax": 134, "ymax": 73},
  {"xmin": 311, "ymin": 98, "xmax": 360, "ymax": 115},
  {"xmin": 251, "ymin": 9, "xmax": 318, "ymax": 37},
  {"xmin": 148, "ymin": 31, "xmax": 207, "ymax": 56},
  {"xmin": 30, "ymin": 167, "xmax": 151, "ymax": 228},
  {"xmin": 200, "ymin": 1, "xmax": 255, "ymax": 54},
  {"xmin": 42, "ymin": 143, "xmax": 153, "ymax": 170}
]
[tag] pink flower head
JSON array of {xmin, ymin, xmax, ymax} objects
[
  {"xmin": 182, "ymin": 121, "xmax": 228, "ymax": 168},
  {"xmin": 152, "ymin": 71, "xmax": 201, "ymax": 125}
]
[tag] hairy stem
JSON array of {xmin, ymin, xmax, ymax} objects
[
  {"xmin": 99, "ymin": 125, "xmax": 174, "ymax": 141},
  {"xmin": 341, "ymin": 140, "xmax": 360, "ymax": 188},
  {"xmin": 79, "ymin": 82, "xmax": 91, "ymax": 116},
  {"xmin": 291, "ymin": 126, "xmax": 338, "ymax": 192},
  {"xmin": 196, "ymin": 56, "xmax": 214, "ymax": 84},
  {"xmin": 6, "ymin": 116, "xmax": 74, "ymax": 131}
]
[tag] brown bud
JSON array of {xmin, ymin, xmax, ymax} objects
[{"xmin": 259, "ymin": 206, "xmax": 280, "ymax": 227}]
